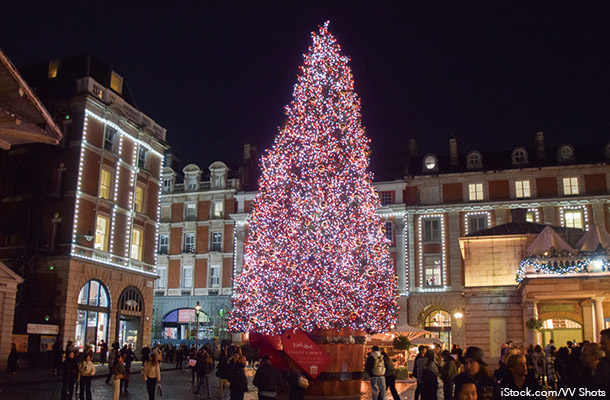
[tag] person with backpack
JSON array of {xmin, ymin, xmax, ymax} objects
[
  {"xmin": 380, "ymin": 350, "xmax": 400, "ymax": 400},
  {"xmin": 365, "ymin": 345, "xmax": 386, "ymax": 400}
]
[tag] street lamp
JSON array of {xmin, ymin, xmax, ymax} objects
[{"xmin": 195, "ymin": 301, "xmax": 201, "ymax": 348}]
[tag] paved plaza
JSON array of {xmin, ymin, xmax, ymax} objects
[{"xmin": 0, "ymin": 363, "xmax": 416, "ymax": 400}]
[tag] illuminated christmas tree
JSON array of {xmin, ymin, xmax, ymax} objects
[{"xmin": 229, "ymin": 22, "xmax": 397, "ymax": 335}]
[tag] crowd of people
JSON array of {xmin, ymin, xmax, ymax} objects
[{"xmin": 366, "ymin": 328, "xmax": 610, "ymax": 400}]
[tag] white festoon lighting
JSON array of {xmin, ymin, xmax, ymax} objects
[
  {"xmin": 152, "ymin": 156, "xmax": 164, "ymax": 269},
  {"xmin": 109, "ymin": 135, "xmax": 124, "ymax": 254},
  {"xmin": 71, "ymin": 115, "xmax": 89, "ymax": 255},
  {"xmin": 559, "ymin": 204, "xmax": 590, "ymax": 231},
  {"xmin": 417, "ymin": 213, "xmax": 448, "ymax": 291},
  {"xmin": 463, "ymin": 211, "xmax": 492, "ymax": 235}
]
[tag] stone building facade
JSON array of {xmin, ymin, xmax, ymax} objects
[{"xmin": 0, "ymin": 55, "xmax": 167, "ymax": 354}]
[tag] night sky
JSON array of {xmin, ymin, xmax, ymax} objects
[{"xmin": 1, "ymin": 1, "xmax": 610, "ymax": 173}]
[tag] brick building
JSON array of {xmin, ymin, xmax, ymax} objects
[
  {"xmin": 0, "ymin": 55, "xmax": 167, "ymax": 354},
  {"xmin": 153, "ymin": 160, "xmax": 242, "ymax": 344}
]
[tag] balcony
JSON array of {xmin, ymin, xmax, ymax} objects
[
  {"xmin": 163, "ymin": 179, "xmax": 238, "ymax": 194},
  {"xmin": 70, "ymin": 244, "xmax": 156, "ymax": 274},
  {"xmin": 517, "ymin": 255, "xmax": 610, "ymax": 282}
]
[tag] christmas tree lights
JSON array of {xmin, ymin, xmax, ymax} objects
[{"xmin": 228, "ymin": 22, "xmax": 398, "ymax": 335}]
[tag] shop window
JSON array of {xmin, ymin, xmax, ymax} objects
[{"xmin": 75, "ymin": 280, "xmax": 110, "ymax": 351}]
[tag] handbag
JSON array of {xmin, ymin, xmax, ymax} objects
[
  {"xmin": 157, "ymin": 383, "xmax": 163, "ymax": 397},
  {"xmin": 298, "ymin": 375, "xmax": 309, "ymax": 389},
  {"xmin": 188, "ymin": 358, "xmax": 197, "ymax": 367}
]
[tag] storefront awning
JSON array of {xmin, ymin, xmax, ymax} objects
[{"xmin": 0, "ymin": 48, "xmax": 62, "ymax": 149}]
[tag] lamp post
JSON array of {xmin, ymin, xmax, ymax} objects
[{"xmin": 195, "ymin": 301, "xmax": 201, "ymax": 348}]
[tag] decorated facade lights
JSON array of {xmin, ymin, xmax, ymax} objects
[
  {"xmin": 417, "ymin": 213, "xmax": 448, "ymax": 291},
  {"xmin": 152, "ymin": 157, "xmax": 164, "ymax": 268},
  {"xmin": 559, "ymin": 205, "xmax": 590, "ymax": 231},
  {"xmin": 463, "ymin": 211, "xmax": 492, "ymax": 235},
  {"xmin": 516, "ymin": 256, "xmax": 610, "ymax": 282},
  {"xmin": 527, "ymin": 208, "xmax": 541, "ymax": 223},
  {"xmin": 71, "ymin": 115, "xmax": 89, "ymax": 253},
  {"xmin": 109, "ymin": 134, "xmax": 124, "ymax": 255}
]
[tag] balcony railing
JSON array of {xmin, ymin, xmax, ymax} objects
[
  {"xmin": 517, "ymin": 255, "xmax": 610, "ymax": 282},
  {"xmin": 71, "ymin": 244, "xmax": 156, "ymax": 274},
  {"xmin": 164, "ymin": 179, "xmax": 238, "ymax": 194}
]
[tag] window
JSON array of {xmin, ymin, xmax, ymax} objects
[
  {"xmin": 162, "ymin": 179, "xmax": 172, "ymax": 193},
  {"xmin": 99, "ymin": 169, "xmax": 112, "ymax": 199},
  {"xmin": 468, "ymin": 183, "xmax": 484, "ymax": 201},
  {"xmin": 185, "ymin": 203, "xmax": 197, "ymax": 221},
  {"xmin": 213, "ymin": 174, "xmax": 225, "ymax": 188},
  {"xmin": 563, "ymin": 177, "xmax": 579, "ymax": 195},
  {"xmin": 161, "ymin": 206, "xmax": 171, "ymax": 221},
  {"xmin": 421, "ymin": 186, "xmax": 440, "ymax": 204},
  {"xmin": 110, "ymin": 72, "xmax": 123, "ymax": 94},
  {"xmin": 131, "ymin": 228, "xmax": 143, "ymax": 260},
  {"xmin": 468, "ymin": 215, "xmax": 488, "ymax": 234},
  {"xmin": 512, "ymin": 148, "xmax": 528, "ymax": 165},
  {"xmin": 384, "ymin": 221, "xmax": 393, "ymax": 242},
  {"xmin": 515, "ymin": 180, "xmax": 531, "ymax": 198},
  {"xmin": 380, "ymin": 191, "xmax": 393, "ymax": 205},
  {"xmin": 466, "ymin": 151, "xmax": 482, "ymax": 169},
  {"xmin": 526, "ymin": 212, "xmax": 536, "ymax": 223},
  {"xmin": 156, "ymin": 267, "xmax": 167, "ymax": 289},
  {"xmin": 75, "ymin": 280, "xmax": 109, "ymax": 351},
  {"xmin": 104, "ymin": 126, "xmax": 116, "ymax": 152},
  {"xmin": 564, "ymin": 210, "xmax": 584, "ymax": 229},
  {"xmin": 210, "ymin": 264, "xmax": 220, "ymax": 287},
  {"xmin": 138, "ymin": 147, "xmax": 148, "ymax": 169},
  {"xmin": 212, "ymin": 200, "xmax": 224, "ymax": 219},
  {"xmin": 48, "ymin": 60, "xmax": 59, "ymax": 78},
  {"xmin": 212, "ymin": 232, "xmax": 223, "ymax": 252},
  {"xmin": 423, "ymin": 154, "xmax": 437, "ymax": 171},
  {"xmin": 182, "ymin": 265, "xmax": 193, "ymax": 288},
  {"xmin": 159, "ymin": 235, "xmax": 169, "ymax": 254},
  {"xmin": 187, "ymin": 176, "xmax": 198, "ymax": 191},
  {"xmin": 558, "ymin": 144, "xmax": 574, "ymax": 161},
  {"xmin": 94, "ymin": 215, "xmax": 110, "ymax": 252},
  {"xmin": 423, "ymin": 255, "xmax": 442, "ymax": 287},
  {"xmin": 134, "ymin": 185, "xmax": 144, "ymax": 213},
  {"xmin": 183, "ymin": 233, "xmax": 195, "ymax": 253},
  {"xmin": 422, "ymin": 219, "xmax": 440, "ymax": 243}
]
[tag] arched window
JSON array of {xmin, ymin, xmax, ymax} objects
[
  {"xmin": 466, "ymin": 151, "xmax": 482, "ymax": 170},
  {"xmin": 161, "ymin": 308, "xmax": 211, "ymax": 340},
  {"xmin": 424, "ymin": 309, "xmax": 452, "ymax": 349},
  {"xmin": 423, "ymin": 154, "xmax": 438, "ymax": 172},
  {"xmin": 75, "ymin": 280, "xmax": 110, "ymax": 351},
  {"xmin": 511, "ymin": 147, "xmax": 528, "ymax": 166},
  {"xmin": 557, "ymin": 144, "xmax": 575, "ymax": 162}
]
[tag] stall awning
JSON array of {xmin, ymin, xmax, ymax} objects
[{"xmin": 0, "ymin": 48, "xmax": 62, "ymax": 149}]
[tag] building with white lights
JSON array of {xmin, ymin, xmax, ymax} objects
[
  {"xmin": 153, "ymin": 160, "xmax": 243, "ymax": 344},
  {"xmin": 0, "ymin": 55, "xmax": 167, "ymax": 355}
]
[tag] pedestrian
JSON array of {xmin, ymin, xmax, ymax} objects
[
  {"xmin": 453, "ymin": 347, "xmax": 500, "ymax": 400},
  {"xmin": 217, "ymin": 345, "xmax": 231, "ymax": 397},
  {"xmin": 287, "ymin": 366, "xmax": 307, "ymax": 400},
  {"xmin": 420, "ymin": 348, "xmax": 441, "ymax": 400},
  {"xmin": 52, "ymin": 341, "xmax": 63, "ymax": 375},
  {"xmin": 364, "ymin": 345, "xmax": 386, "ymax": 400},
  {"xmin": 7, "ymin": 343, "xmax": 18, "ymax": 375},
  {"xmin": 99, "ymin": 340, "xmax": 108, "ymax": 366},
  {"xmin": 545, "ymin": 346, "xmax": 558, "ymax": 390},
  {"xmin": 453, "ymin": 376, "xmax": 477, "ymax": 400},
  {"xmin": 228, "ymin": 355, "xmax": 248, "ymax": 400},
  {"xmin": 532, "ymin": 344, "xmax": 545, "ymax": 387},
  {"xmin": 121, "ymin": 344, "xmax": 135, "ymax": 394},
  {"xmin": 253, "ymin": 355, "xmax": 282, "ymax": 399},
  {"xmin": 78, "ymin": 352, "xmax": 96, "ymax": 400},
  {"xmin": 176, "ymin": 344, "xmax": 184, "ymax": 370},
  {"xmin": 194, "ymin": 351, "xmax": 213, "ymax": 398},
  {"xmin": 111, "ymin": 351, "xmax": 126, "ymax": 400},
  {"xmin": 499, "ymin": 354, "xmax": 543, "ymax": 400},
  {"xmin": 141, "ymin": 343, "xmax": 151, "ymax": 364},
  {"xmin": 142, "ymin": 352, "xmax": 161, "ymax": 400},
  {"xmin": 380, "ymin": 350, "xmax": 400, "ymax": 400},
  {"xmin": 441, "ymin": 350, "xmax": 458, "ymax": 400},
  {"xmin": 61, "ymin": 351, "xmax": 79, "ymax": 400},
  {"xmin": 597, "ymin": 328, "xmax": 610, "ymax": 395},
  {"xmin": 105, "ymin": 342, "xmax": 118, "ymax": 384},
  {"xmin": 412, "ymin": 345, "xmax": 427, "ymax": 400}
]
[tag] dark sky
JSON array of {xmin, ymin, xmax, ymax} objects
[{"xmin": 1, "ymin": 1, "xmax": 610, "ymax": 171}]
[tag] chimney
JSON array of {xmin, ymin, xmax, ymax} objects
[
  {"xmin": 449, "ymin": 135, "xmax": 458, "ymax": 166},
  {"xmin": 535, "ymin": 130, "xmax": 545, "ymax": 160},
  {"xmin": 408, "ymin": 138, "xmax": 418, "ymax": 159},
  {"xmin": 510, "ymin": 208, "xmax": 528, "ymax": 223}
]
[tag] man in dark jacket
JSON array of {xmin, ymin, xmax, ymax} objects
[
  {"xmin": 412, "ymin": 346, "xmax": 427, "ymax": 400},
  {"xmin": 253, "ymin": 355, "xmax": 283, "ymax": 399},
  {"xmin": 229, "ymin": 355, "xmax": 248, "ymax": 400},
  {"xmin": 61, "ymin": 351, "xmax": 79, "ymax": 400},
  {"xmin": 380, "ymin": 350, "xmax": 400, "ymax": 400}
]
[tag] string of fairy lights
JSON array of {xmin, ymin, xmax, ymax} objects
[
  {"xmin": 517, "ymin": 256, "xmax": 610, "ymax": 282},
  {"xmin": 228, "ymin": 22, "xmax": 398, "ymax": 335}
]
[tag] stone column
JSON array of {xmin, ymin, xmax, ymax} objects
[
  {"xmin": 593, "ymin": 297, "xmax": 606, "ymax": 341},
  {"xmin": 394, "ymin": 218, "xmax": 406, "ymax": 295},
  {"xmin": 523, "ymin": 300, "xmax": 539, "ymax": 345},
  {"xmin": 581, "ymin": 300, "xmax": 595, "ymax": 342}
]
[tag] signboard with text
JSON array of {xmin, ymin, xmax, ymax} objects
[
  {"xmin": 178, "ymin": 309, "xmax": 195, "ymax": 323},
  {"xmin": 27, "ymin": 323, "xmax": 59, "ymax": 335},
  {"xmin": 281, "ymin": 331, "xmax": 330, "ymax": 379}
]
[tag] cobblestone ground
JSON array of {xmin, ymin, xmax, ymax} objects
[{"xmin": 0, "ymin": 364, "xmax": 416, "ymax": 399}]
